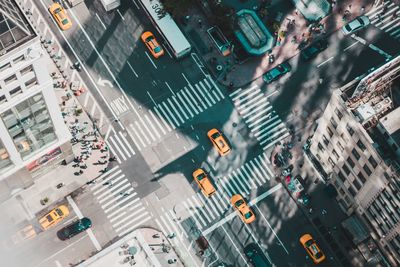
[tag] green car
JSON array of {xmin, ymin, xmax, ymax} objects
[
  {"xmin": 244, "ymin": 243, "xmax": 271, "ymax": 267},
  {"xmin": 262, "ymin": 62, "xmax": 291, "ymax": 84},
  {"xmin": 57, "ymin": 217, "xmax": 92, "ymax": 240}
]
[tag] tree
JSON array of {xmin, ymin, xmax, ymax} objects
[{"xmin": 160, "ymin": 0, "xmax": 195, "ymax": 18}]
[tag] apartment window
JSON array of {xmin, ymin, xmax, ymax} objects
[
  {"xmin": 25, "ymin": 77, "xmax": 37, "ymax": 88},
  {"xmin": 334, "ymin": 108, "xmax": 343, "ymax": 120},
  {"xmin": 328, "ymin": 157, "xmax": 335, "ymax": 167},
  {"xmin": 337, "ymin": 141, "xmax": 344, "ymax": 152},
  {"xmin": 332, "ymin": 149, "xmax": 339, "ymax": 160},
  {"xmin": 353, "ymin": 179, "xmax": 362, "ymax": 190},
  {"xmin": 363, "ymin": 164, "xmax": 372, "ymax": 176},
  {"xmin": 316, "ymin": 153, "xmax": 321, "ymax": 161},
  {"xmin": 338, "ymin": 170, "xmax": 346, "ymax": 182},
  {"xmin": 346, "ymin": 124, "xmax": 354, "ymax": 136},
  {"xmin": 343, "ymin": 164, "xmax": 350, "ymax": 175},
  {"xmin": 4, "ymin": 74, "xmax": 17, "ymax": 84},
  {"xmin": 0, "ymin": 62, "xmax": 11, "ymax": 71},
  {"xmin": 368, "ymin": 156, "xmax": 378, "ymax": 169},
  {"xmin": 351, "ymin": 148, "xmax": 361, "ymax": 160},
  {"xmin": 330, "ymin": 117, "xmax": 338, "ymax": 129},
  {"xmin": 327, "ymin": 127, "xmax": 333, "ymax": 137},
  {"xmin": 13, "ymin": 54, "xmax": 24, "ymax": 64},
  {"xmin": 347, "ymin": 157, "xmax": 355, "ymax": 168},
  {"xmin": 0, "ymin": 95, "xmax": 6, "ymax": 104},
  {"xmin": 348, "ymin": 186, "xmax": 357, "ymax": 197},
  {"xmin": 20, "ymin": 64, "xmax": 33, "ymax": 75},
  {"xmin": 9, "ymin": 86, "xmax": 21, "ymax": 96},
  {"xmin": 357, "ymin": 140, "xmax": 366, "ymax": 151},
  {"xmin": 318, "ymin": 142, "xmax": 324, "ymax": 151},
  {"xmin": 322, "ymin": 135, "xmax": 329, "ymax": 146},
  {"xmin": 358, "ymin": 172, "xmax": 366, "ymax": 183}
]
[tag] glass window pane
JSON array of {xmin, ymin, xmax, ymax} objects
[{"xmin": 0, "ymin": 139, "xmax": 12, "ymax": 171}]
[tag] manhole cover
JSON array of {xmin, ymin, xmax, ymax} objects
[
  {"xmin": 131, "ymin": 181, "xmax": 138, "ymax": 188},
  {"xmin": 216, "ymin": 65, "xmax": 223, "ymax": 71}
]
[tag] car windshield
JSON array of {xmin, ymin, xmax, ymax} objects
[
  {"xmin": 345, "ymin": 24, "xmax": 352, "ymax": 31},
  {"xmin": 145, "ymin": 36, "xmax": 153, "ymax": 42},
  {"xmin": 197, "ymin": 173, "xmax": 206, "ymax": 181},
  {"xmin": 315, "ymin": 251, "xmax": 323, "ymax": 259},
  {"xmin": 308, "ymin": 244, "xmax": 319, "ymax": 255},
  {"xmin": 244, "ymin": 211, "xmax": 253, "ymax": 219},
  {"xmin": 62, "ymin": 19, "xmax": 69, "ymax": 25},
  {"xmin": 154, "ymin": 46, "xmax": 162, "ymax": 53},
  {"xmin": 235, "ymin": 199, "xmax": 245, "ymax": 207},
  {"xmin": 55, "ymin": 208, "xmax": 64, "ymax": 216},
  {"xmin": 211, "ymin": 132, "xmax": 220, "ymax": 139},
  {"xmin": 46, "ymin": 214, "xmax": 54, "ymax": 222},
  {"xmin": 305, "ymin": 239, "xmax": 314, "ymax": 247}
]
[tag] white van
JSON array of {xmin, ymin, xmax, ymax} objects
[{"xmin": 100, "ymin": 0, "xmax": 120, "ymax": 11}]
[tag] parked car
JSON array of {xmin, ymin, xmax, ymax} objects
[
  {"xmin": 207, "ymin": 128, "xmax": 231, "ymax": 156},
  {"xmin": 300, "ymin": 234, "xmax": 326, "ymax": 264},
  {"xmin": 300, "ymin": 39, "xmax": 328, "ymax": 61},
  {"xmin": 193, "ymin": 168, "xmax": 216, "ymax": 197},
  {"xmin": 39, "ymin": 205, "xmax": 69, "ymax": 230},
  {"xmin": 57, "ymin": 217, "xmax": 92, "ymax": 240},
  {"xmin": 141, "ymin": 31, "xmax": 164, "ymax": 58},
  {"xmin": 231, "ymin": 194, "xmax": 255, "ymax": 224},
  {"xmin": 48, "ymin": 3, "xmax": 72, "ymax": 31},
  {"xmin": 244, "ymin": 243, "xmax": 271, "ymax": 266},
  {"xmin": 342, "ymin": 15, "xmax": 370, "ymax": 35},
  {"xmin": 262, "ymin": 62, "xmax": 291, "ymax": 84}
]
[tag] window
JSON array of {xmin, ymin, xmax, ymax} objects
[
  {"xmin": 25, "ymin": 77, "xmax": 37, "ymax": 88},
  {"xmin": 343, "ymin": 164, "xmax": 350, "ymax": 175},
  {"xmin": 346, "ymin": 124, "xmax": 354, "ymax": 136},
  {"xmin": 328, "ymin": 157, "xmax": 335, "ymax": 167},
  {"xmin": 20, "ymin": 65, "xmax": 33, "ymax": 75},
  {"xmin": 9, "ymin": 86, "xmax": 21, "ymax": 96},
  {"xmin": 338, "ymin": 170, "xmax": 346, "ymax": 182},
  {"xmin": 0, "ymin": 95, "xmax": 6, "ymax": 104},
  {"xmin": 332, "ymin": 149, "xmax": 339, "ymax": 160},
  {"xmin": 322, "ymin": 135, "xmax": 329, "ymax": 146},
  {"xmin": 13, "ymin": 54, "xmax": 25, "ymax": 64},
  {"xmin": 4, "ymin": 74, "xmax": 17, "ymax": 84},
  {"xmin": 348, "ymin": 186, "xmax": 357, "ymax": 197},
  {"xmin": 327, "ymin": 127, "xmax": 333, "ymax": 137},
  {"xmin": 357, "ymin": 140, "xmax": 366, "ymax": 151},
  {"xmin": 334, "ymin": 108, "xmax": 343, "ymax": 120},
  {"xmin": 316, "ymin": 153, "xmax": 321, "ymax": 160},
  {"xmin": 318, "ymin": 142, "xmax": 324, "ymax": 151},
  {"xmin": 353, "ymin": 179, "xmax": 362, "ymax": 190},
  {"xmin": 368, "ymin": 156, "xmax": 378, "ymax": 168},
  {"xmin": 0, "ymin": 62, "xmax": 11, "ymax": 71},
  {"xmin": 363, "ymin": 164, "xmax": 372, "ymax": 176},
  {"xmin": 337, "ymin": 141, "xmax": 344, "ymax": 152},
  {"xmin": 347, "ymin": 157, "xmax": 355, "ymax": 168},
  {"xmin": 352, "ymin": 148, "xmax": 361, "ymax": 160},
  {"xmin": 358, "ymin": 172, "xmax": 366, "ymax": 183},
  {"xmin": 330, "ymin": 117, "xmax": 338, "ymax": 129}
]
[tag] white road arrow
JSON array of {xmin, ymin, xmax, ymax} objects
[{"xmin": 97, "ymin": 77, "xmax": 113, "ymax": 87}]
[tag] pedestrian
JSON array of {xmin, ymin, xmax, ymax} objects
[
  {"xmin": 322, "ymin": 209, "xmax": 327, "ymax": 215},
  {"xmin": 103, "ymin": 181, "xmax": 112, "ymax": 186},
  {"xmin": 309, "ymin": 208, "xmax": 313, "ymax": 214},
  {"xmin": 109, "ymin": 156, "xmax": 117, "ymax": 162},
  {"xmin": 198, "ymin": 19, "xmax": 202, "ymax": 27},
  {"xmin": 348, "ymin": 4, "xmax": 352, "ymax": 10},
  {"xmin": 79, "ymin": 169, "xmax": 83, "ymax": 174},
  {"xmin": 120, "ymin": 191, "xmax": 130, "ymax": 197},
  {"xmin": 361, "ymin": 6, "xmax": 365, "ymax": 13}
]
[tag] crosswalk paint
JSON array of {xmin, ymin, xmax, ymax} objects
[
  {"xmin": 115, "ymin": 132, "xmax": 131, "ymax": 158},
  {"xmin": 368, "ymin": 1, "xmax": 400, "ymax": 40},
  {"xmin": 149, "ymin": 109, "xmax": 168, "ymax": 134},
  {"xmin": 183, "ymin": 201, "xmax": 204, "ymax": 230},
  {"xmin": 118, "ymin": 214, "xmax": 152, "ymax": 236},
  {"xmin": 159, "ymin": 212, "xmax": 175, "ymax": 235},
  {"xmin": 173, "ymin": 95, "xmax": 189, "ymax": 121},
  {"xmin": 199, "ymin": 196, "xmax": 218, "ymax": 220},
  {"xmin": 184, "ymin": 86, "xmax": 202, "ymax": 113},
  {"xmin": 191, "ymin": 195, "xmax": 212, "ymax": 223},
  {"xmin": 168, "ymin": 98, "xmax": 185, "ymax": 124},
  {"xmin": 145, "ymin": 114, "xmax": 161, "ymax": 139},
  {"xmin": 200, "ymin": 81, "xmax": 216, "ymax": 105},
  {"xmin": 176, "ymin": 92, "xmax": 194, "ymax": 118},
  {"xmin": 189, "ymin": 196, "xmax": 209, "ymax": 226},
  {"xmin": 228, "ymin": 174, "xmax": 246, "ymax": 195},
  {"xmin": 115, "ymin": 211, "xmax": 150, "ymax": 233},
  {"xmin": 207, "ymin": 75, "xmax": 225, "ymax": 99},
  {"xmin": 196, "ymin": 83, "xmax": 212, "ymax": 107},
  {"xmin": 231, "ymin": 171, "xmax": 250, "ymax": 195},
  {"xmin": 188, "ymin": 83, "xmax": 207, "ymax": 110},
  {"xmin": 162, "ymin": 101, "xmax": 180, "ymax": 127},
  {"xmin": 179, "ymin": 89, "xmax": 198, "ymax": 115},
  {"xmin": 242, "ymin": 101, "xmax": 270, "ymax": 119},
  {"xmin": 107, "ymin": 137, "xmax": 127, "ymax": 161},
  {"xmin": 107, "ymin": 198, "xmax": 141, "ymax": 218},
  {"xmin": 103, "ymin": 193, "xmax": 137, "ymax": 213},
  {"xmin": 129, "ymin": 123, "xmax": 146, "ymax": 148},
  {"xmin": 109, "ymin": 202, "xmax": 142, "ymax": 223},
  {"xmin": 98, "ymin": 183, "xmax": 130, "ymax": 201},
  {"xmin": 118, "ymin": 131, "xmax": 136, "ymax": 156},
  {"xmin": 237, "ymin": 167, "xmax": 257, "ymax": 189},
  {"xmin": 154, "ymin": 106, "xmax": 174, "ymax": 131},
  {"xmin": 168, "ymin": 210, "xmax": 189, "ymax": 238},
  {"xmin": 250, "ymin": 161, "xmax": 267, "ymax": 184},
  {"xmin": 135, "ymin": 121, "xmax": 151, "ymax": 145},
  {"xmin": 139, "ymin": 118, "xmax": 156, "ymax": 142}
]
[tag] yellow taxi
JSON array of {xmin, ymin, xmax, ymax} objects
[
  {"xmin": 300, "ymin": 234, "xmax": 326, "ymax": 264},
  {"xmin": 193, "ymin": 168, "xmax": 216, "ymax": 197},
  {"xmin": 231, "ymin": 194, "xmax": 255, "ymax": 224},
  {"xmin": 141, "ymin": 31, "xmax": 164, "ymax": 58},
  {"xmin": 39, "ymin": 205, "xmax": 70, "ymax": 230},
  {"xmin": 207, "ymin": 128, "xmax": 231, "ymax": 156},
  {"xmin": 48, "ymin": 3, "xmax": 72, "ymax": 31}
]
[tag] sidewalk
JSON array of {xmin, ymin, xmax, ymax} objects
[{"xmin": 184, "ymin": 0, "xmax": 376, "ymax": 88}]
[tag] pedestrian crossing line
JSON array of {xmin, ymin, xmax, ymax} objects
[
  {"xmin": 91, "ymin": 166, "xmax": 121, "ymax": 188},
  {"xmin": 168, "ymin": 210, "xmax": 189, "ymax": 238},
  {"xmin": 191, "ymin": 195, "xmax": 212, "ymax": 223},
  {"xmin": 182, "ymin": 201, "xmax": 204, "ymax": 230},
  {"xmin": 220, "ymin": 176, "xmax": 235, "ymax": 196},
  {"xmin": 210, "ymin": 193, "xmax": 227, "ymax": 215},
  {"xmin": 233, "ymin": 88, "xmax": 261, "ymax": 105},
  {"xmin": 263, "ymin": 132, "xmax": 291, "ymax": 150},
  {"xmin": 118, "ymin": 131, "xmax": 136, "ymax": 156},
  {"xmin": 200, "ymin": 81, "xmax": 216, "ymax": 105},
  {"xmin": 145, "ymin": 114, "xmax": 161, "ymax": 139},
  {"xmin": 215, "ymin": 189, "xmax": 230, "ymax": 206},
  {"xmin": 245, "ymin": 107, "xmax": 271, "ymax": 124},
  {"xmin": 242, "ymin": 97, "xmax": 269, "ymax": 115},
  {"xmin": 210, "ymin": 89, "xmax": 221, "ymax": 102},
  {"xmin": 243, "ymin": 163, "xmax": 263, "ymax": 187},
  {"xmin": 129, "ymin": 123, "xmax": 146, "ymax": 148},
  {"xmin": 237, "ymin": 93, "xmax": 264, "ymax": 111},
  {"xmin": 159, "ymin": 213, "xmax": 175, "ymax": 235},
  {"xmin": 228, "ymin": 174, "xmax": 246, "ymax": 195},
  {"xmin": 185, "ymin": 197, "xmax": 207, "ymax": 227},
  {"xmin": 250, "ymin": 161, "xmax": 267, "ymax": 184},
  {"xmin": 107, "ymin": 137, "xmax": 127, "ymax": 161},
  {"xmin": 245, "ymin": 162, "xmax": 263, "ymax": 186},
  {"xmin": 97, "ymin": 182, "xmax": 130, "ymax": 201},
  {"xmin": 123, "ymin": 125, "xmax": 142, "ymax": 152},
  {"xmin": 184, "ymin": 86, "xmax": 202, "ymax": 113},
  {"xmin": 97, "ymin": 178, "xmax": 130, "ymax": 197},
  {"xmin": 163, "ymin": 213, "xmax": 184, "ymax": 241},
  {"xmin": 207, "ymin": 76, "xmax": 225, "ymax": 99},
  {"xmin": 139, "ymin": 118, "xmax": 156, "ymax": 142},
  {"xmin": 149, "ymin": 109, "xmax": 168, "ymax": 135},
  {"xmin": 200, "ymin": 195, "xmax": 219, "ymax": 220},
  {"xmin": 107, "ymin": 198, "xmax": 142, "ymax": 218},
  {"xmin": 113, "ymin": 206, "xmax": 146, "ymax": 228},
  {"xmin": 263, "ymin": 128, "xmax": 289, "ymax": 146},
  {"xmin": 155, "ymin": 218, "xmax": 169, "ymax": 237},
  {"xmin": 168, "ymin": 98, "xmax": 185, "ymax": 124},
  {"xmin": 249, "ymin": 113, "xmax": 274, "ymax": 131},
  {"xmin": 172, "ymin": 95, "xmax": 189, "ymax": 121},
  {"xmin": 118, "ymin": 214, "xmax": 152, "ymax": 237},
  {"xmin": 176, "ymin": 92, "xmax": 194, "ymax": 118},
  {"xmin": 188, "ymin": 83, "xmax": 207, "ymax": 110},
  {"xmin": 115, "ymin": 211, "xmax": 151, "ymax": 233},
  {"xmin": 109, "ymin": 202, "xmax": 143, "ymax": 223},
  {"xmin": 254, "ymin": 118, "xmax": 281, "ymax": 137},
  {"xmin": 231, "ymin": 84, "xmax": 258, "ymax": 101},
  {"xmin": 254, "ymin": 157, "xmax": 271, "ymax": 181},
  {"xmin": 135, "ymin": 121, "xmax": 151, "ymax": 145},
  {"xmin": 162, "ymin": 101, "xmax": 180, "ymax": 127},
  {"xmin": 237, "ymin": 167, "xmax": 257, "ymax": 189},
  {"xmin": 190, "ymin": 195, "xmax": 210, "ymax": 225},
  {"xmin": 242, "ymin": 101, "xmax": 270, "ymax": 119},
  {"xmin": 231, "ymin": 171, "xmax": 250, "ymax": 195},
  {"xmin": 102, "ymin": 190, "xmax": 136, "ymax": 210},
  {"xmin": 229, "ymin": 88, "xmax": 242, "ymax": 98},
  {"xmin": 154, "ymin": 106, "xmax": 174, "ymax": 131},
  {"xmin": 196, "ymin": 82, "xmax": 213, "ymax": 107},
  {"xmin": 178, "ymin": 89, "xmax": 197, "ymax": 116},
  {"xmin": 115, "ymin": 132, "xmax": 131, "ymax": 158},
  {"xmin": 156, "ymin": 104, "xmax": 176, "ymax": 130},
  {"xmin": 103, "ymin": 193, "xmax": 137, "ymax": 213},
  {"xmin": 259, "ymin": 125, "xmax": 286, "ymax": 145}
]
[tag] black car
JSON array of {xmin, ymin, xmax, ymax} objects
[
  {"xmin": 57, "ymin": 217, "xmax": 92, "ymax": 240},
  {"xmin": 244, "ymin": 243, "xmax": 271, "ymax": 267},
  {"xmin": 262, "ymin": 62, "xmax": 291, "ymax": 84},
  {"xmin": 300, "ymin": 39, "xmax": 328, "ymax": 61}
]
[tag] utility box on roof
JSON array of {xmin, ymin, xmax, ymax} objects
[{"xmin": 100, "ymin": 0, "xmax": 120, "ymax": 11}]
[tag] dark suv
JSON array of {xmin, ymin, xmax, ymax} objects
[
  {"xmin": 244, "ymin": 243, "xmax": 271, "ymax": 267},
  {"xmin": 300, "ymin": 39, "xmax": 328, "ymax": 61},
  {"xmin": 262, "ymin": 62, "xmax": 291, "ymax": 84},
  {"xmin": 57, "ymin": 217, "xmax": 92, "ymax": 240}
]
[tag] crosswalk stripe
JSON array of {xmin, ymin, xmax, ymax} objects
[
  {"xmin": 93, "ymin": 174, "xmax": 126, "ymax": 196},
  {"xmin": 107, "ymin": 198, "xmax": 141, "ymax": 218},
  {"xmin": 245, "ymin": 106, "xmax": 271, "ymax": 124},
  {"xmin": 139, "ymin": 118, "xmax": 156, "ymax": 142},
  {"xmin": 149, "ymin": 109, "xmax": 168, "ymax": 135},
  {"xmin": 241, "ymin": 164, "xmax": 260, "ymax": 187},
  {"xmin": 186, "ymin": 198, "xmax": 207, "ymax": 227},
  {"xmin": 240, "ymin": 96, "xmax": 269, "ymax": 115},
  {"xmin": 157, "ymin": 104, "xmax": 176, "ymax": 130},
  {"xmin": 254, "ymin": 118, "xmax": 281, "ymax": 137},
  {"xmin": 159, "ymin": 212, "xmax": 175, "ymax": 235},
  {"xmin": 203, "ymin": 196, "xmax": 220, "ymax": 219},
  {"xmin": 211, "ymin": 90, "xmax": 221, "ymax": 102},
  {"xmin": 231, "ymin": 85, "xmax": 259, "ymax": 101},
  {"xmin": 202, "ymin": 80, "xmax": 217, "ymax": 105},
  {"xmin": 115, "ymin": 211, "xmax": 150, "ymax": 233},
  {"xmin": 237, "ymin": 93, "xmax": 263, "ymax": 111},
  {"xmin": 97, "ymin": 182, "xmax": 131, "ymax": 201},
  {"xmin": 163, "ymin": 213, "xmax": 184, "ymax": 240},
  {"xmin": 163, "ymin": 101, "xmax": 181, "ymax": 127},
  {"xmin": 191, "ymin": 195, "xmax": 212, "ymax": 223},
  {"xmin": 145, "ymin": 114, "xmax": 161, "ymax": 139},
  {"xmin": 168, "ymin": 210, "xmax": 189, "ymax": 238},
  {"xmin": 249, "ymin": 112, "xmax": 274, "ymax": 130},
  {"xmin": 177, "ymin": 91, "xmax": 194, "ymax": 118},
  {"xmin": 233, "ymin": 88, "xmax": 261, "ymax": 105},
  {"xmin": 255, "ymin": 156, "xmax": 272, "ymax": 180},
  {"xmin": 109, "ymin": 202, "xmax": 142, "ymax": 223},
  {"xmin": 262, "ymin": 127, "xmax": 289, "ymax": 145},
  {"xmin": 135, "ymin": 121, "xmax": 151, "ymax": 145},
  {"xmin": 118, "ymin": 215, "xmax": 152, "ymax": 236},
  {"xmin": 102, "ymin": 190, "xmax": 136, "ymax": 209},
  {"xmin": 188, "ymin": 83, "xmax": 207, "ymax": 110},
  {"xmin": 210, "ymin": 193, "xmax": 226, "ymax": 214},
  {"xmin": 228, "ymin": 174, "xmax": 246, "ymax": 195},
  {"xmin": 258, "ymin": 122, "xmax": 286, "ymax": 142},
  {"xmin": 171, "ymin": 96, "xmax": 188, "ymax": 122},
  {"xmin": 91, "ymin": 170, "xmax": 122, "ymax": 191},
  {"xmin": 263, "ymin": 131, "xmax": 291, "ymax": 150},
  {"xmin": 242, "ymin": 101, "xmax": 270, "ymax": 119},
  {"xmin": 154, "ymin": 106, "xmax": 173, "ymax": 131},
  {"xmin": 198, "ymin": 81, "xmax": 215, "ymax": 105},
  {"xmin": 250, "ymin": 161, "xmax": 267, "ymax": 184},
  {"xmin": 104, "ymin": 193, "xmax": 137, "ymax": 213},
  {"xmin": 245, "ymin": 163, "xmax": 263, "ymax": 186},
  {"xmin": 231, "ymin": 170, "xmax": 249, "ymax": 195},
  {"xmin": 124, "ymin": 124, "xmax": 142, "ymax": 151},
  {"xmin": 128, "ymin": 124, "xmax": 146, "ymax": 149},
  {"xmin": 118, "ymin": 131, "xmax": 136, "ymax": 156},
  {"xmin": 196, "ymin": 82, "xmax": 212, "ymax": 107},
  {"xmin": 116, "ymin": 132, "xmax": 131, "ymax": 158},
  {"xmin": 237, "ymin": 168, "xmax": 256, "ymax": 189},
  {"xmin": 184, "ymin": 87, "xmax": 202, "ymax": 113},
  {"xmin": 183, "ymin": 201, "xmax": 204, "ymax": 229},
  {"xmin": 221, "ymin": 176, "xmax": 235, "ymax": 196},
  {"xmin": 179, "ymin": 89, "xmax": 197, "ymax": 115},
  {"xmin": 113, "ymin": 206, "xmax": 146, "ymax": 228},
  {"xmin": 108, "ymin": 137, "xmax": 127, "ymax": 161},
  {"xmin": 257, "ymin": 119, "xmax": 283, "ymax": 138},
  {"xmin": 229, "ymin": 88, "xmax": 242, "ymax": 98},
  {"xmin": 207, "ymin": 76, "xmax": 225, "ymax": 99},
  {"xmin": 246, "ymin": 110, "xmax": 273, "ymax": 128},
  {"xmin": 155, "ymin": 218, "xmax": 168, "ymax": 236}
]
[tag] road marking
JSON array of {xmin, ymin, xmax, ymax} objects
[
  {"xmin": 145, "ymin": 51, "xmax": 157, "ymax": 69},
  {"xmin": 343, "ymin": 41, "xmax": 359, "ymax": 51},
  {"xmin": 95, "ymin": 13, "xmax": 106, "ymax": 30},
  {"xmin": 165, "ymin": 81, "xmax": 176, "ymax": 96},
  {"xmin": 182, "ymin": 73, "xmax": 190, "ymax": 84},
  {"xmin": 130, "ymin": 0, "xmax": 140, "ymax": 9},
  {"xmin": 127, "ymin": 61, "xmax": 139, "ymax": 78},
  {"xmin": 55, "ymin": 260, "xmax": 62, "ymax": 267},
  {"xmin": 147, "ymin": 91, "xmax": 157, "ymax": 106},
  {"xmin": 116, "ymin": 9, "xmax": 125, "ymax": 21},
  {"xmin": 316, "ymin": 56, "xmax": 334, "ymax": 68},
  {"xmin": 244, "ymin": 223, "xmax": 273, "ymax": 264},
  {"xmin": 86, "ymin": 229, "xmax": 102, "ymax": 251},
  {"xmin": 255, "ymin": 205, "xmax": 289, "ymax": 255},
  {"xmin": 221, "ymin": 225, "xmax": 248, "ymax": 265}
]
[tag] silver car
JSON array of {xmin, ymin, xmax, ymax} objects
[{"xmin": 342, "ymin": 15, "xmax": 370, "ymax": 35}]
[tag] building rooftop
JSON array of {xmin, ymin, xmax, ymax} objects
[{"xmin": 379, "ymin": 107, "xmax": 400, "ymax": 142}]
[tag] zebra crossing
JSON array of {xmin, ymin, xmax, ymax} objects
[
  {"xmin": 126, "ymin": 76, "xmax": 225, "ymax": 151},
  {"xmin": 155, "ymin": 153, "xmax": 274, "ymax": 232},
  {"xmin": 105, "ymin": 130, "xmax": 136, "ymax": 164},
  {"xmin": 367, "ymin": 0, "xmax": 400, "ymax": 40},
  {"xmin": 229, "ymin": 85, "xmax": 290, "ymax": 150},
  {"xmin": 90, "ymin": 166, "xmax": 151, "ymax": 237}
]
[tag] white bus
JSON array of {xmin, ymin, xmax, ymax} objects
[{"xmin": 138, "ymin": 0, "xmax": 191, "ymax": 59}]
